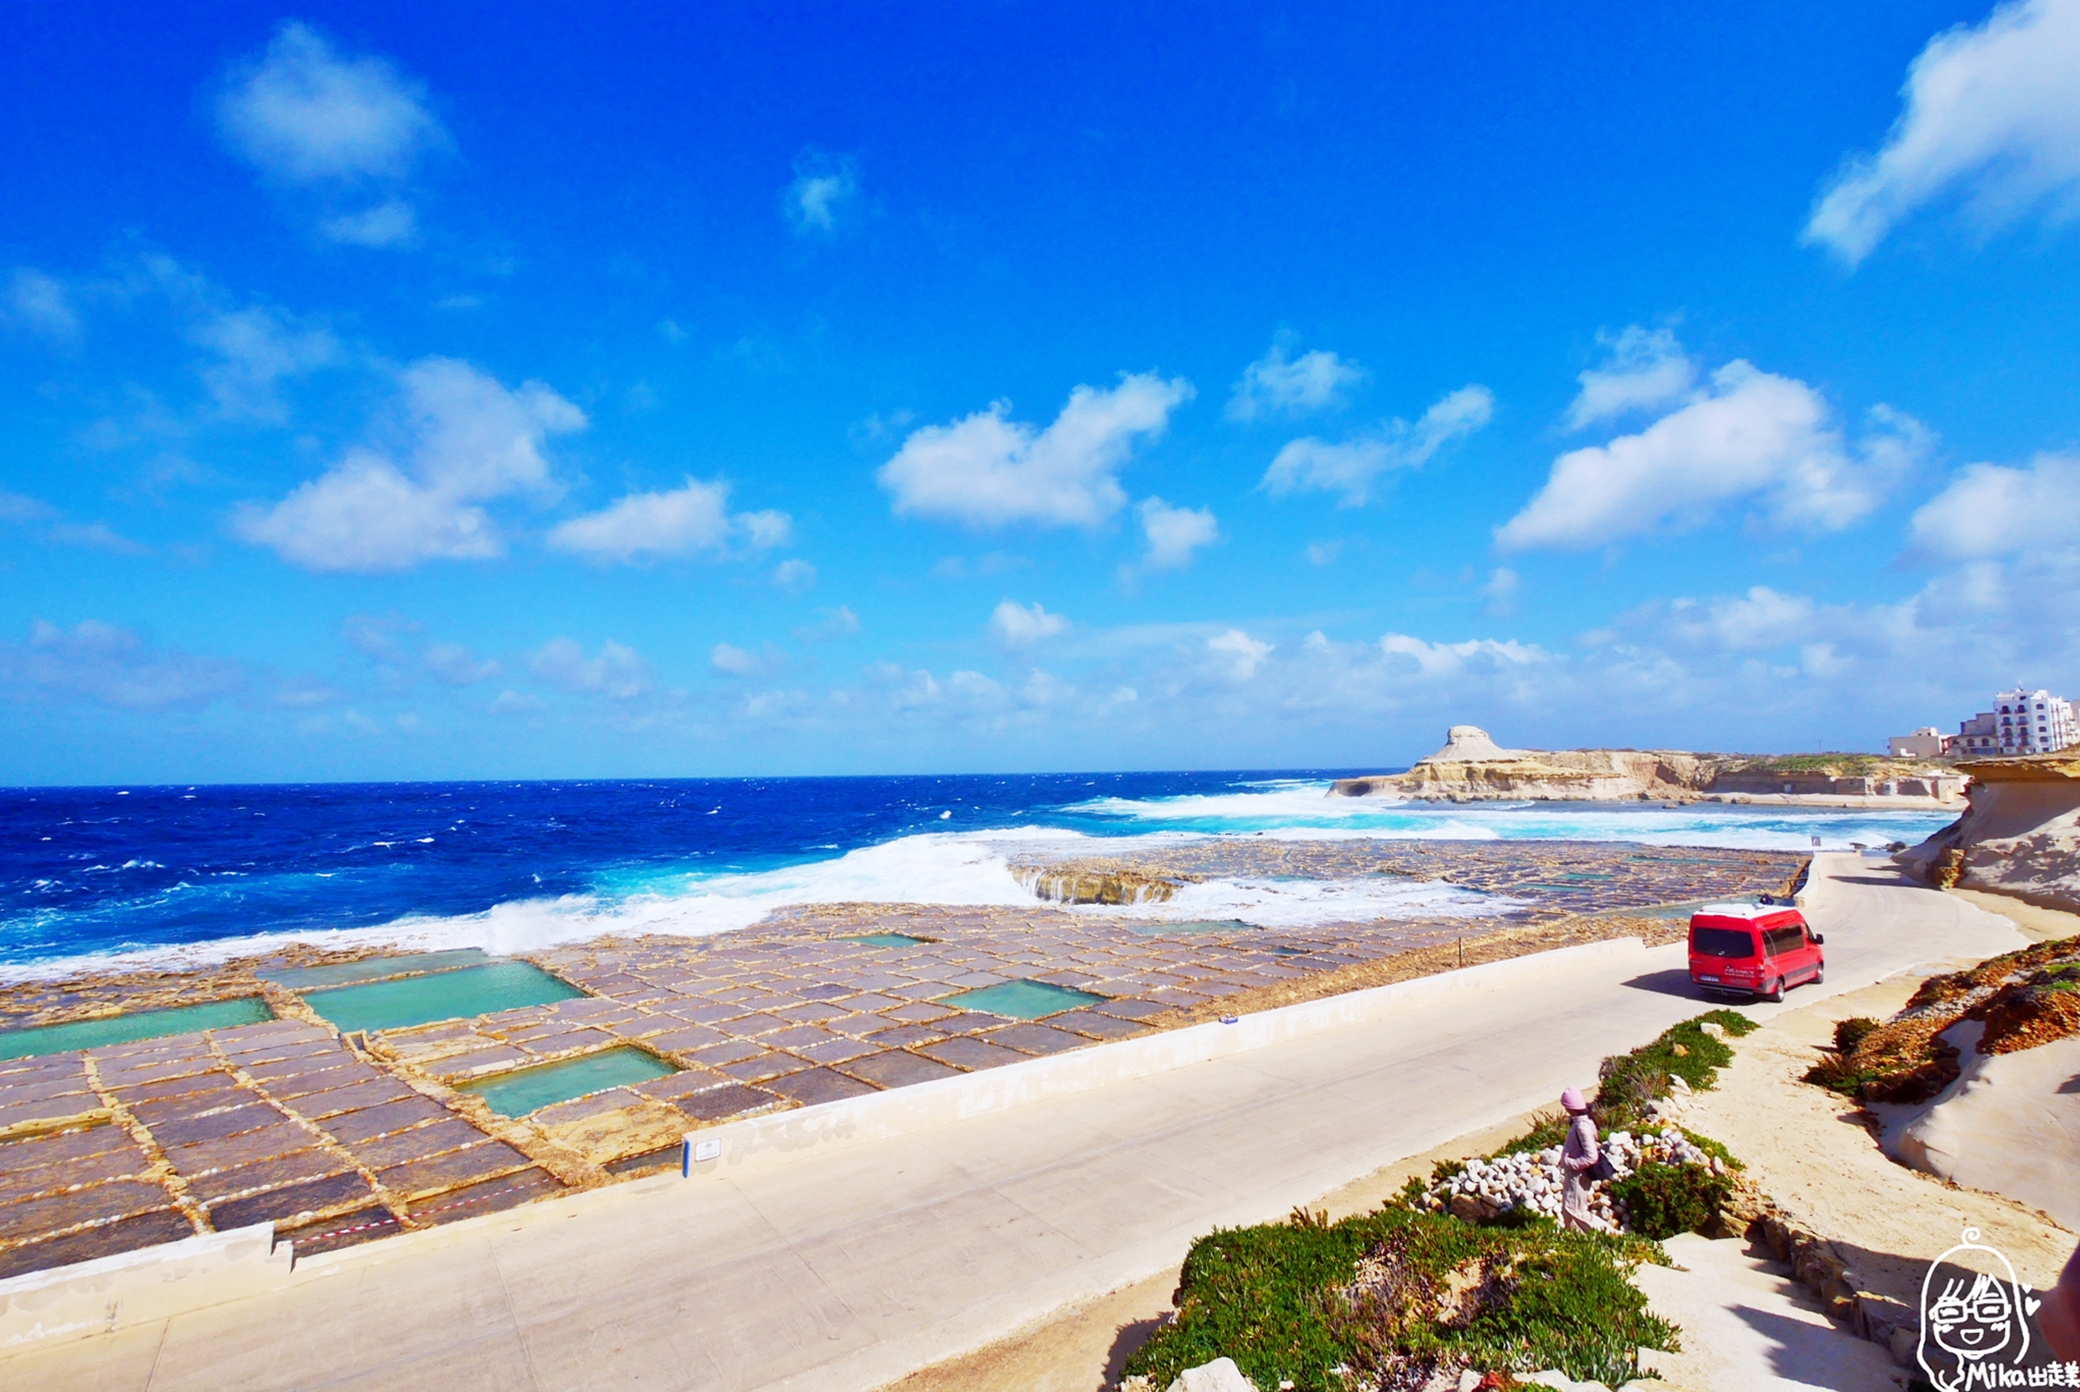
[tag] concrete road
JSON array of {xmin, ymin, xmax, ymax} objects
[{"xmin": 3, "ymin": 855, "xmax": 2025, "ymax": 1392}]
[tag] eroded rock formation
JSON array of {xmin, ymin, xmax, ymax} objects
[
  {"xmin": 1331, "ymin": 726, "xmax": 1961, "ymax": 804},
  {"xmin": 1900, "ymin": 753, "xmax": 2080, "ymax": 913}
]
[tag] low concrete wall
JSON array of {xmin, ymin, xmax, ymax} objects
[
  {"xmin": 685, "ymin": 935, "xmax": 1649, "ymax": 1179},
  {"xmin": 0, "ymin": 1222, "xmax": 286, "ymax": 1352}
]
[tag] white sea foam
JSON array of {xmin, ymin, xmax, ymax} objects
[
  {"xmin": 1090, "ymin": 875, "xmax": 1513, "ymax": 928},
  {"xmin": 0, "ymin": 787, "xmax": 1956, "ymax": 981},
  {"xmin": 1070, "ymin": 781, "xmax": 1955, "ymax": 852}
]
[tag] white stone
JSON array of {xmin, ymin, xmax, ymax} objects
[{"xmin": 1167, "ymin": 1356, "xmax": 1258, "ymax": 1392}]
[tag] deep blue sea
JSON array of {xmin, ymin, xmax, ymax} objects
[{"xmin": 0, "ymin": 772, "xmax": 1956, "ymax": 977}]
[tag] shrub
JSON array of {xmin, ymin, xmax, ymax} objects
[
  {"xmin": 1606, "ymin": 1161, "xmax": 1732, "ymax": 1240},
  {"xmin": 1802, "ymin": 1050, "xmax": 1875, "ymax": 1097},
  {"xmin": 1123, "ymin": 1206, "xmax": 1675, "ymax": 1392},
  {"xmin": 1591, "ymin": 1010, "xmax": 1754, "ymax": 1129},
  {"xmin": 1833, "ymin": 1016, "xmax": 1880, "ymax": 1052},
  {"xmin": 1498, "ymin": 1110, "xmax": 1569, "ymax": 1157}
]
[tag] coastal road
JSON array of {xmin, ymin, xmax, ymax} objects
[{"xmin": 5, "ymin": 855, "xmax": 2027, "ymax": 1392}]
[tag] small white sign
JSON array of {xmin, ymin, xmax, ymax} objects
[{"xmin": 693, "ymin": 1138, "xmax": 722, "ymax": 1163}]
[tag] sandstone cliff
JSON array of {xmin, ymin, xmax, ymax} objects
[
  {"xmin": 1900, "ymin": 753, "xmax": 2080, "ymax": 914},
  {"xmin": 1331, "ymin": 725, "xmax": 1961, "ymax": 804}
]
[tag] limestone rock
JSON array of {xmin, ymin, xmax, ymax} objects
[
  {"xmin": 1899, "ymin": 753, "xmax": 2080, "ymax": 914},
  {"xmin": 1332, "ymin": 728, "xmax": 1959, "ymax": 804},
  {"xmin": 1166, "ymin": 1357, "xmax": 1257, "ymax": 1392}
]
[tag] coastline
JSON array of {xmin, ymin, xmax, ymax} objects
[{"xmin": 0, "ymin": 840, "xmax": 1804, "ymax": 1283}]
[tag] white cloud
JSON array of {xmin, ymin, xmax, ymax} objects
[
  {"xmin": 1665, "ymin": 586, "xmax": 1821, "ymax": 651},
  {"xmin": 1208, "ymin": 628, "xmax": 1272, "ymax": 679},
  {"xmin": 1134, "ymin": 497, "xmax": 1219, "ymax": 572},
  {"xmin": 424, "ymin": 641, "xmax": 500, "ymax": 685},
  {"xmin": 1497, "ymin": 358, "xmax": 1928, "ymax": 551},
  {"xmin": 47, "ymin": 522, "xmax": 147, "ymax": 554},
  {"xmin": 1262, "ymin": 384, "xmax": 1493, "ymax": 504},
  {"xmin": 217, "ymin": 21, "xmax": 448, "ymax": 184},
  {"xmin": 772, "ymin": 558, "xmax": 817, "ymax": 592},
  {"xmin": 490, "ymin": 689, "xmax": 543, "ymax": 714},
  {"xmin": 0, "ymin": 491, "xmax": 53, "ymax": 524},
  {"xmin": 343, "ymin": 613, "xmax": 415, "ymax": 663},
  {"xmin": 1379, "ymin": 632, "xmax": 1544, "ymax": 677},
  {"xmin": 1306, "ymin": 539, "xmax": 1343, "ymax": 567},
  {"xmin": 0, "ymin": 493, "xmax": 146, "ymax": 554},
  {"xmin": 1226, "ymin": 342, "xmax": 1365, "ymax": 421},
  {"xmin": 1909, "ymin": 452, "xmax": 2080, "ymax": 560},
  {"xmin": 236, "ymin": 358, "xmax": 584, "ymax": 572},
  {"xmin": 796, "ymin": 605, "xmax": 860, "ymax": 641},
  {"xmin": 530, "ymin": 637, "xmax": 651, "ymax": 699},
  {"xmin": 1805, "ymin": 0, "xmax": 2080, "ymax": 264},
  {"xmin": 318, "ymin": 200, "xmax": 418, "ymax": 248},
  {"xmin": 1481, "ymin": 567, "xmax": 1521, "ymax": 618},
  {"xmin": 548, "ymin": 481, "xmax": 790, "ymax": 564},
  {"xmin": 4, "ymin": 268, "xmax": 81, "ymax": 342},
  {"xmin": 737, "ymin": 510, "xmax": 792, "ymax": 549},
  {"xmin": 784, "ymin": 150, "xmax": 860, "ymax": 236},
  {"xmin": 191, "ymin": 304, "xmax": 339, "ymax": 421},
  {"xmin": 0, "ymin": 620, "xmax": 242, "ymax": 710},
  {"xmin": 991, "ymin": 599, "xmax": 1070, "ymax": 646},
  {"xmin": 1565, "ymin": 326, "xmax": 1696, "ymax": 429},
  {"xmin": 879, "ymin": 372, "xmax": 1194, "ymax": 528},
  {"xmin": 548, "ymin": 479, "xmax": 727, "ymax": 562},
  {"xmin": 710, "ymin": 643, "xmax": 776, "ymax": 676},
  {"xmin": 950, "ymin": 670, "xmax": 1008, "ymax": 703}
]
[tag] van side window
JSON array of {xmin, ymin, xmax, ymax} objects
[{"xmin": 1764, "ymin": 926, "xmax": 1804, "ymax": 956}]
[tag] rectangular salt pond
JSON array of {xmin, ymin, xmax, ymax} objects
[
  {"xmin": 1625, "ymin": 900, "xmax": 1711, "ymax": 921},
  {"xmin": 1122, "ymin": 918, "xmax": 1253, "ymax": 938},
  {"xmin": 301, "ymin": 961, "xmax": 584, "ymax": 1034},
  {"xmin": 0, "ymin": 997, "xmax": 274, "ymax": 1061},
  {"xmin": 458, "ymin": 1046, "xmax": 677, "ymax": 1117},
  {"xmin": 938, "ymin": 979, "xmax": 1106, "ymax": 1020},
  {"xmin": 259, "ymin": 949, "xmax": 491, "ymax": 991},
  {"xmin": 843, "ymin": 932, "xmax": 927, "ymax": 947}
]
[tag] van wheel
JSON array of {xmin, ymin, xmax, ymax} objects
[
  {"xmin": 1814, "ymin": 965, "xmax": 1825, "ymax": 984},
  {"xmin": 1764, "ymin": 978, "xmax": 1785, "ymax": 1003}
]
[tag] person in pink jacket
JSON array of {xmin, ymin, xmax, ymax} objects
[{"xmin": 1559, "ymin": 1086, "xmax": 1604, "ymax": 1232}]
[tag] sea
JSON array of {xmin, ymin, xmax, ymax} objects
[{"xmin": 0, "ymin": 772, "xmax": 1958, "ymax": 981}]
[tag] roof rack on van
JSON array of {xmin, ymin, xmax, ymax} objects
[{"xmin": 1695, "ymin": 901, "xmax": 1802, "ymax": 919}]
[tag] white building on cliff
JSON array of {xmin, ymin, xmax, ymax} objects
[{"xmin": 1954, "ymin": 687, "xmax": 2077, "ymax": 756}]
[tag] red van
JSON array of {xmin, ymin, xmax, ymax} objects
[{"xmin": 1687, "ymin": 901, "xmax": 1825, "ymax": 1002}]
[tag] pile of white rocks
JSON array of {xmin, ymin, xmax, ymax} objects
[{"xmin": 1416, "ymin": 1114, "xmax": 1726, "ymax": 1229}]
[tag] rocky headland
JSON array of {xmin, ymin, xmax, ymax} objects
[
  {"xmin": 1331, "ymin": 725, "xmax": 1964, "ymax": 806},
  {"xmin": 1900, "ymin": 751, "xmax": 2080, "ymax": 914}
]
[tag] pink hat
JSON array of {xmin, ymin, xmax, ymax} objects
[{"xmin": 1560, "ymin": 1087, "xmax": 1588, "ymax": 1113}]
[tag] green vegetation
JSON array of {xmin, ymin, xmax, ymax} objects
[
  {"xmin": 1678, "ymin": 1128, "xmax": 1743, "ymax": 1172},
  {"xmin": 1833, "ymin": 1017, "xmax": 1880, "ymax": 1052},
  {"xmin": 1127, "ymin": 1015, "xmax": 1756, "ymax": 1388},
  {"xmin": 1606, "ymin": 1162, "xmax": 1732, "ymax": 1240},
  {"xmin": 2041, "ymin": 964, "xmax": 2080, "ymax": 994},
  {"xmin": 1122, "ymin": 1206, "xmax": 1675, "ymax": 1391},
  {"xmin": 1806, "ymin": 939, "xmax": 2080, "ymax": 1100},
  {"xmin": 1803, "ymin": 1016, "xmax": 1886, "ymax": 1096},
  {"xmin": 1592, "ymin": 1010, "xmax": 1755, "ymax": 1130},
  {"xmin": 1727, "ymin": 753, "xmax": 1897, "ymax": 776}
]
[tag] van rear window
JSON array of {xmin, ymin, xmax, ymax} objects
[{"xmin": 1691, "ymin": 927, "xmax": 1757, "ymax": 958}]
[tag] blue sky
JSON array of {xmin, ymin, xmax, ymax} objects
[{"xmin": 4, "ymin": 2, "xmax": 2078, "ymax": 784}]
